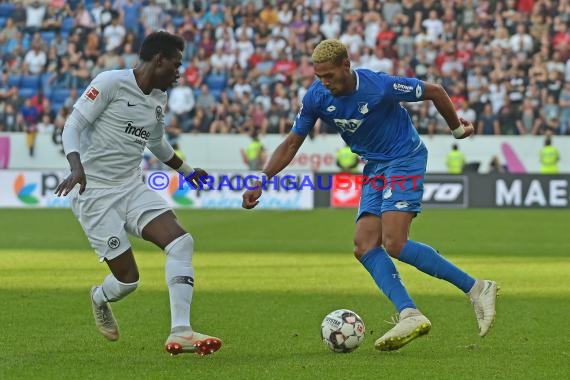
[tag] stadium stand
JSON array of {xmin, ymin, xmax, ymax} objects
[{"xmin": 0, "ymin": 0, "xmax": 569, "ymax": 137}]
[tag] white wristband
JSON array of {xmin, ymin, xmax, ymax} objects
[
  {"xmin": 451, "ymin": 125, "xmax": 465, "ymax": 139},
  {"xmin": 177, "ymin": 162, "xmax": 195, "ymax": 178}
]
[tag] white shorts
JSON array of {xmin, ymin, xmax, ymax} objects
[{"xmin": 70, "ymin": 180, "xmax": 170, "ymax": 261}]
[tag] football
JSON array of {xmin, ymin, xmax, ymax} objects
[{"xmin": 321, "ymin": 309, "xmax": 365, "ymax": 353}]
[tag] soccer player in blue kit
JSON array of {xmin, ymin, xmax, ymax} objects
[{"xmin": 242, "ymin": 39, "xmax": 498, "ymax": 351}]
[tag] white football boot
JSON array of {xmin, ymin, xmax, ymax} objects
[
  {"xmin": 90, "ymin": 286, "xmax": 119, "ymax": 341},
  {"xmin": 469, "ymin": 280, "xmax": 498, "ymax": 337},
  {"xmin": 164, "ymin": 327, "xmax": 222, "ymax": 356},
  {"xmin": 375, "ymin": 308, "xmax": 431, "ymax": 351}
]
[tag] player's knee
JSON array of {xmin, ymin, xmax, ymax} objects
[
  {"xmin": 353, "ymin": 238, "xmax": 377, "ymax": 260},
  {"xmin": 165, "ymin": 233, "xmax": 193, "ymax": 263},
  {"xmin": 383, "ymin": 238, "xmax": 405, "ymax": 258}
]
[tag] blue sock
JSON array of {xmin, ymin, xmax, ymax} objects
[
  {"xmin": 398, "ymin": 240, "xmax": 476, "ymax": 293},
  {"xmin": 360, "ymin": 247, "xmax": 416, "ymax": 313}
]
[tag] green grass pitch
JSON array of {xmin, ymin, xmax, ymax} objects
[{"xmin": 0, "ymin": 208, "xmax": 569, "ymax": 379}]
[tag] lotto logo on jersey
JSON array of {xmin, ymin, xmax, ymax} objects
[
  {"xmin": 415, "ymin": 84, "xmax": 423, "ymax": 98},
  {"xmin": 85, "ymin": 87, "xmax": 100, "ymax": 102}
]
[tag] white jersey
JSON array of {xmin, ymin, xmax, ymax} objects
[{"xmin": 74, "ymin": 69, "xmax": 167, "ymax": 188}]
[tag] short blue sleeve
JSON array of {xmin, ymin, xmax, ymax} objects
[
  {"xmin": 379, "ymin": 74, "xmax": 424, "ymax": 103},
  {"xmin": 291, "ymin": 88, "xmax": 319, "ymax": 137}
]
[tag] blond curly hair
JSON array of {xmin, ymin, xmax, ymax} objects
[{"xmin": 311, "ymin": 39, "xmax": 348, "ymax": 64}]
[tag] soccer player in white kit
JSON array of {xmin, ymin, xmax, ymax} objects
[{"xmin": 55, "ymin": 31, "xmax": 222, "ymax": 356}]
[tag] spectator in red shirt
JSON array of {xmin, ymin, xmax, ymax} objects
[
  {"xmin": 184, "ymin": 57, "xmax": 204, "ymax": 88},
  {"xmin": 552, "ymin": 22, "xmax": 570, "ymax": 55},
  {"xmin": 198, "ymin": 29, "xmax": 215, "ymax": 58},
  {"xmin": 517, "ymin": 0, "xmax": 534, "ymax": 14},
  {"xmin": 376, "ymin": 20, "xmax": 396, "ymax": 49},
  {"xmin": 272, "ymin": 52, "xmax": 297, "ymax": 77}
]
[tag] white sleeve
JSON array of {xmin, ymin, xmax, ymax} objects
[
  {"xmin": 73, "ymin": 71, "xmax": 118, "ymax": 124},
  {"xmin": 147, "ymin": 136, "xmax": 175, "ymax": 162},
  {"xmin": 62, "ymin": 110, "xmax": 91, "ymax": 155}
]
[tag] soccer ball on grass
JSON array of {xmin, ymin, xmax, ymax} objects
[{"xmin": 321, "ymin": 309, "xmax": 365, "ymax": 353}]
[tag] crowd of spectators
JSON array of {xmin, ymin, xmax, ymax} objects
[{"xmin": 1, "ymin": 0, "xmax": 570, "ymax": 149}]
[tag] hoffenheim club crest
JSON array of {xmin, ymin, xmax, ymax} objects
[{"xmin": 358, "ymin": 102, "xmax": 369, "ymax": 115}]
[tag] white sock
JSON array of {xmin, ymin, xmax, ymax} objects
[
  {"xmin": 468, "ymin": 280, "xmax": 482, "ymax": 298},
  {"xmin": 93, "ymin": 274, "xmax": 138, "ymax": 306},
  {"xmin": 400, "ymin": 308, "xmax": 421, "ymax": 318},
  {"xmin": 165, "ymin": 234, "xmax": 195, "ymax": 330}
]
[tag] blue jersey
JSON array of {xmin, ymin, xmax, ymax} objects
[{"xmin": 292, "ymin": 69, "xmax": 425, "ymax": 161}]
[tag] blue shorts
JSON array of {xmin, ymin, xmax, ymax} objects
[{"xmin": 356, "ymin": 143, "xmax": 427, "ymax": 221}]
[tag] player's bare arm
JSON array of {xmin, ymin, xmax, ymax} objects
[
  {"xmin": 163, "ymin": 153, "xmax": 208, "ymax": 189},
  {"xmin": 55, "ymin": 153, "xmax": 87, "ymax": 196},
  {"xmin": 242, "ymin": 132, "xmax": 305, "ymax": 209},
  {"xmin": 422, "ymin": 83, "xmax": 474, "ymax": 139},
  {"xmin": 260, "ymin": 132, "xmax": 305, "ymax": 179}
]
